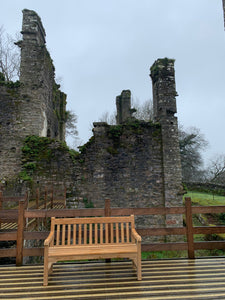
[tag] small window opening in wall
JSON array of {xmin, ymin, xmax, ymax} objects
[
  {"xmin": 11, "ymin": 147, "xmax": 16, "ymax": 152},
  {"xmin": 6, "ymin": 122, "xmax": 10, "ymax": 125},
  {"xmin": 47, "ymin": 129, "xmax": 51, "ymax": 137}
]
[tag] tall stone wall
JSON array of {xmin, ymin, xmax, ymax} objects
[
  {"xmin": 75, "ymin": 120, "xmax": 163, "ymax": 209},
  {"xmin": 0, "ymin": 9, "xmax": 66, "ymax": 181},
  {"xmin": 150, "ymin": 58, "xmax": 183, "ymax": 227}
]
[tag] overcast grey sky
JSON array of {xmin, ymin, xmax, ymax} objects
[{"xmin": 1, "ymin": 0, "xmax": 225, "ymax": 165}]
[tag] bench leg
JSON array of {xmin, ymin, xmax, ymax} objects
[
  {"xmin": 132, "ymin": 259, "xmax": 136, "ymax": 269},
  {"xmin": 137, "ymin": 252, "xmax": 142, "ymax": 280},
  {"xmin": 49, "ymin": 263, "xmax": 53, "ymax": 274},
  {"xmin": 43, "ymin": 261, "xmax": 49, "ymax": 286}
]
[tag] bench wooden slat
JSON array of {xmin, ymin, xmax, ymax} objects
[
  {"xmin": 100, "ymin": 223, "xmax": 103, "ymax": 244},
  {"xmin": 84, "ymin": 224, "xmax": 87, "ymax": 245},
  {"xmin": 116, "ymin": 223, "xmax": 119, "ymax": 243},
  {"xmin": 56, "ymin": 224, "xmax": 60, "ymax": 246},
  {"xmin": 95, "ymin": 223, "xmax": 98, "ymax": 244},
  {"xmin": 68, "ymin": 225, "xmax": 71, "ymax": 246},
  {"xmin": 89, "ymin": 223, "xmax": 92, "ymax": 245},
  {"xmin": 73, "ymin": 224, "xmax": 76, "ymax": 245},
  {"xmin": 49, "ymin": 244, "xmax": 138, "ymax": 256},
  {"xmin": 78, "ymin": 224, "xmax": 82, "ymax": 244},
  {"xmin": 53, "ymin": 216, "xmax": 135, "ymax": 225},
  {"xmin": 110, "ymin": 223, "xmax": 114, "ymax": 243},
  {"xmin": 121, "ymin": 223, "xmax": 124, "ymax": 243},
  {"xmin": 62, "ymin": 225, "xmax": 65, "ymax": 246},
  {"xmin": 126, "ymin": 222, "xmax": 129, "ymax": 243},
  {"xmin": 105, "ymin": 223, "xmax": 109, "ymax": 243}
]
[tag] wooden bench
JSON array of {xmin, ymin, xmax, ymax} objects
[{"xmin": 43, "ymin": 215, "xmax": 142, "ymax": 285}]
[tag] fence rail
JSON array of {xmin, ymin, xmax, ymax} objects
[{"xmin": 1, "ymin": 193, "xmax": 225, "ymax": 265}]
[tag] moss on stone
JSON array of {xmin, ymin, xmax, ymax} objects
[
  {"xmin": 150, "ymin": 57, "xmax": 175, "ymax": 83},
  {"xmin": 78, "ymin": 136, "xmax": 95, "ymax": 154},
  {"xmin": 107, "ymin": 125, "xmax": 123, "ymax": 139},
  {"xmin": 106, "ymin": 146, "xmax": 119, "ymax": 155}
]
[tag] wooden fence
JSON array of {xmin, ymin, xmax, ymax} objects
[{"xmin": 1, "ymin": 193, "xmax": 225, "ymax": 265}]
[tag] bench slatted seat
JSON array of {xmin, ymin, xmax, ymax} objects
[{"xmin": 43, "ymin": 215, "xmax": 142, "ymax": 286}]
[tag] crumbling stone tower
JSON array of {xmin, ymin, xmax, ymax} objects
[
  {"xmin": 0, "ymin": 9, "xmax": 66, "ymax": 181},
  {"xmin": 116, "ymin": 90, "xmax": 136, "ymax": 124},
  {"xmin": 150, "ymin": 58, "xmax": 183, "ymax": 225},
  {"xmin": 16, "ymin": 9, "xmax": 66, "ymax": 140}
]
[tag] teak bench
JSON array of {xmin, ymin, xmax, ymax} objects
[{"xmin": 43, "ymin": 215, "xmax": 142, "ymax": 285}]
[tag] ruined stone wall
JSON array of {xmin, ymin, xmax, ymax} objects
[
  {"xmin": 0, "ymin": 9, "xmax": 66, "ymax": 181},
  {"xmin": 0, "ymin": 84, "xmax": 24, "ymax": 178}
]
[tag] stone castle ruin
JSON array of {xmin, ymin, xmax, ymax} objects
[
  {"xmin": 0, "ymin": 10, "xmax": 183, "ymax": 226},
  {"xmin": 0, "ymin": 9, "xmax": 66, "ymax": 179}
]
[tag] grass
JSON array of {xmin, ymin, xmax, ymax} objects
[{"xmin": 183, "ymin": 191, "xmax": 225, "ymax": 206}]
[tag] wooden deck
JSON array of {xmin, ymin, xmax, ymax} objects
[{"xmin": 1, "ymin": 258, "xmax": 225, "ymax": 299}]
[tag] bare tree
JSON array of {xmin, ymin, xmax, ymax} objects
[
  {"xmin": 206, "ymin": 155, "xmax": 225, "ymax": 184},
  {"xmin": 98, "ymin": 111, "xmax": 116, "ymax": 125},
  {"xmin": 132, "ymin": 98, "xmax": 153, "ymax": 121},
  {"xmin": 65, "ymin": 110, "xmax": 78, "ymax": 137},
  {"xmin": 179, "ymin": 125, "xmax": 208, "ymax": 182},
  {"xmin": 0, "ymin": 26, "xmax": 20, "ymax": 81}
]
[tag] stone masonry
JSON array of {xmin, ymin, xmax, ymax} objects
[
  {"xmin": 0, "ymin": 9, "xmax": 66, "ymax": 180},
  {"xmin": 150, "ymin": 58, "xmax": 183, "ymax": 227}
]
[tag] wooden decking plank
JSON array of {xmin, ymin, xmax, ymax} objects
[
  {"xmin": 2, "ymin": 277, "xmax": 225, "ymax": 291},
  {"xmin": 1, "ymin": 259, "xmax": 225, "ymax": 299},
  {"xmin": 2, "ymin": 286, "xmax": 225, "ymax": 299}
]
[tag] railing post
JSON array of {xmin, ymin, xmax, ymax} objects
[
  {"xmin": 185, "ymin": 197, "xmax": 195, "ymax": 259},
  {"xmin": 0, "ymin": 191, "xmax": 2, "ymax": 229},
  {"xmin": 16, "ymin": 199, "xmax": 25, "ymax": 266},
  {"xmin": 104, "ymin": 199, "xmax": 111, "ymax": 217}
]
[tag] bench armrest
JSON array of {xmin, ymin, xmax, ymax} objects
[
  {"xmin": 44, "ymin": 231, "xmax": 54, "ymax": 247},
  {"xmin": 131, "ymin": 228, "xmax": 141, "ymax": 242}
]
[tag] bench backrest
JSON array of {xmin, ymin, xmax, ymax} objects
[{"xmin": 50, "ymin": 216, "xmax": 135, "ymax": 247}]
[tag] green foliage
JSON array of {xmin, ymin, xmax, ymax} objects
[
  {"xmin": 22, "ymin": 135, "xmax": 53, "ymax": 162},
  {"xmin": 125, "ymin": 119, "xmax": 147, "ymax": 134},
  {"xmin": 68, "ymin": 148, "xmax": 80, "ymax": 162},
  {"xmin": 150, "ymin": 57, "xmax": 175, "ymax": 83},
  {"xmin": 83, "ymin": 197, "xmax": 94, "ymax": 208},
  {"xmin": 0, "ymin": 72, "xmax": 5, "ymax": 82},
  {"xmin": 106, "ymin": 146, "xmax": 119, "ymax": 155},
  {"xmin": 108, "ymin": 125, "xmax": 123, "ymax": 139},
  {"xmin": 18, "ymin": 170, "xmax": 32, "ymax": 182},
  {"xmin": 78, "ymin": 136, "xmax": 95, "ymax": 154},
  {"xmin": 0, "ymin": 77, "xmax": 21, "ymax": 88},
  {"xmin": 142, "ymin": 250, "xmax": 186, "ymax": 260},
  {"xmin": 20, "ymin": 135, "xmax": 81, "ymax": 181},
  {"xmin": 5, "ymin": 80, "xmax": 21, "ymax": 88},
  {"xmin": 24, "ymin": 162, "xmax": 37, "ymax": 170}
]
